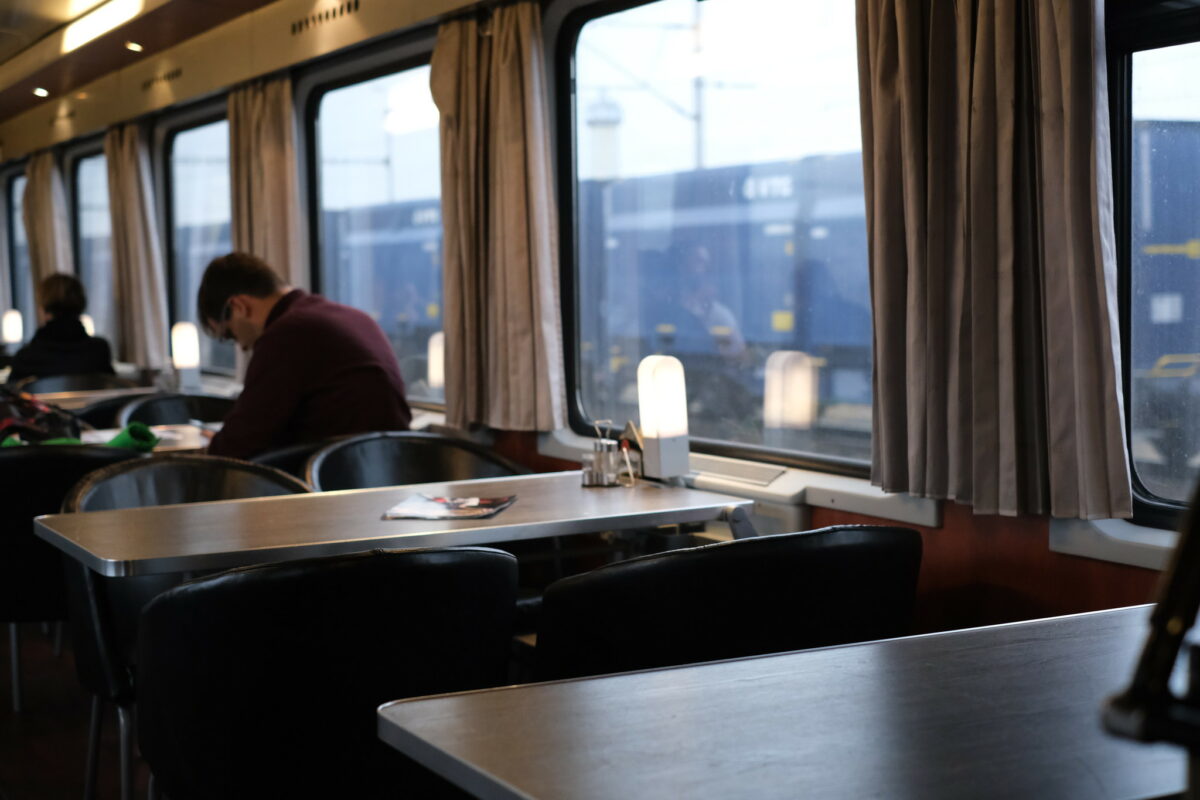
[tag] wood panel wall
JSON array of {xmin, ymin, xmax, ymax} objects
[{"xmin": 811, "ymin": 503, "xmax": 1163, "ymax": 634}]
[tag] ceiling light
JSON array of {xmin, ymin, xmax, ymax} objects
[
  {"xmin": 62, "ymin": 0, "xmax": 144, "ymax": 54},
  {"xmin": 124, "ymin": 40, "xmax": 143, "ymax": 52},
  {"xmin": 32, "ymin": 88, "xmax": 48, "ymax": 98},
  {"xmin": 75, "ymin": 91, "xmax": 90, "ymax": 100}
]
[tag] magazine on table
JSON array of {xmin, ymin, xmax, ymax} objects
[{"xmin": 383, "ymin": 493, "xmax": 517, "ymax": 520}]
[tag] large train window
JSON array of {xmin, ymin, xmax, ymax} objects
[
  {"xmin": 1128, "ymin": 42, "xmax": 1200, "ymax": 506},
  {"xmin": 168, "ymin": 118, "xmax": 235, "ymax": 374},
  {"xmin": 7, "ymin": 173, "xmax": 35, "ymax": 337},
  {"xmin": 312, "ymin": 64, "xmax": 443, "ymax": 405},
  {"xmin": 72, "ymin": 153, "xmax": 118, "ymax": 353},
  {"xmin": 565, "ymin": 0, "xmax": 870, "ymax": 464}
]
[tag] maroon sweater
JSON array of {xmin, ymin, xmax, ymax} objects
[{"xmin": 208, "ymin": 290, "xmax": 412, "ymax": 459}]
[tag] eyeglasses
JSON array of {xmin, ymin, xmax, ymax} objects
[{"xmin": 210, "ymin": 298, "xmax": 234, "ymax": 342}]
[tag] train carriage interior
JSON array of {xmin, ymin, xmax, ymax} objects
[{"xmin": 0, "ymin": 0, "xmax": 1198, "ymax": 797}]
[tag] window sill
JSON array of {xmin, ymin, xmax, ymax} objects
[
  {"xmin": 539, "ymin": 429, "xmax": 941, "ymax": 530},
  {"xmin": 1048, "ymin": 518, "xmax": 1176, "ymax": 571}
]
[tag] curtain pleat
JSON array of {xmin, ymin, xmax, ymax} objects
[
  {"xmin": 228, "ymin": 75, "xmax": 308, "ymax": 289},
  {"xmin": 104, "ymin": 125, "xmax": 170, "ymax": 369},
  {"xmin": 430, "ymin": 1, "xmax": 567, "ymax": 432},
  {"xmin": 857, "ymin": 0, "xmax": 1131, "ymax": 519},
  {"xmin": 22, "ymin": 150, "xmax": 75, "ymax": 282}
]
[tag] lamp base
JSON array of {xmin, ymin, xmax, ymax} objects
[{"xmin": 643, "ymin": 434, "xmax": 689, "ymax": 480}]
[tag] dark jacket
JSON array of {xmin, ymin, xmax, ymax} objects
[
  {"xmin": 207, "ymin": 290, "xmax": 412, "ymax": 459},
  {"xmin": 8, "ymin": 317, "xmax": 115, "ymax": 383}
]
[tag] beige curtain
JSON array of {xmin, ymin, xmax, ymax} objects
[
  {"xmin": 857, "ymin": 0, "xmax": 1131, "ymax": 519},
  {"xmin": 430, "ymin": 1, "xmax": 567, "ymax": 431},
  {"xmin": 228, "ymin": 75, "xmax": 308, "ymax": 289},
  {"xmin": 22, "ymin": 150, "xmax": 75, "ymax": 282},
  {"xmin": 104, "ymin": 124, "xmax": 170, "ymax": 369}
]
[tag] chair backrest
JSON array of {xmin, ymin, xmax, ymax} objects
[
  {"xmin": 75, "ymin": 394, "xmax": 135, "ymax": 429},
  {"xmin": 0, "ymin": 446, "xmax": 146, "ymax": 624},
  {"xmin": 19, "ymin": 373, "xmax": 138, "ymax": 393},
  {"xmin": 248, "ymin": 438, "xmax": 343, "ymax": 483},
  {"xmin": 137, "ymin": 547, "xmax": 517, "ymax": 800},
  {"xmin": 536, "ymin": 525, "xmax": 924, "ymax": 681},
  {"xmin": 116, "ymin": 393, "xmax": 235, "ymax": 427},
  {"xmin": 61, "ymin": 454, "xmax": 311, "ymax": 703},
  {"xmin": 305, "ymin": 430, "xmax": 530, "ymax": 492}
]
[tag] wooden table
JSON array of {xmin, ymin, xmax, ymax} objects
[
  {"xmin": 34, "ymin": 471, "xmax": 755, "ymax": 577},
  {"xmin": 33, "ymin": 386, "xmax": 157, "ymax": 411},
  {"xmin": 377, "ymin": 605, "xmax": 1184, "ymax": 800},
  {"xmin": 80, "ymin": 423, "xmax": 212, "ymax": 453}
]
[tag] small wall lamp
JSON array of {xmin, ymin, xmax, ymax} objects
[
  {"xmin": 637, "ymin": 354, "xmax": 689, "ymax": 480},
  {"xmin": 427, "ymin": 331, "xmax": 445, "ymax": 391},
  {"xmin": 763, "ymin": 350, "xmax": 820, "ymax": 430},
  {"xmin": 2, "ymin": 309, "xmax": 24, "ymax": 345},
  {"xmin": 171, "ymin": 321, "xmax": 201, "ymax": 392}
]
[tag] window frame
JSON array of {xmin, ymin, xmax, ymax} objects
[
  {"xmin": 1107, "ymin": 0, "xmax": 1200, "ymax": 529},
  {"xmin": 546, "ymin": 0, "xmax": 871, "ymax": 478},
  {"xmin": 2, "ymin": 163, "xmax": 33, "ymax": 334},
  {"xmin": 63, "ymin": 136, "xmax": 110, "ymax": 342},
  {"xmin": 293, "ymin": 26, "xmax": 441, "ymax": 406},
  {"xmin": 152, "ymin": 97, "xmax": 232, "ymax": 375}
]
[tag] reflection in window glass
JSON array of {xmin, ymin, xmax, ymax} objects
[
  {"xmin": 1130, "ymin": 43, "xmax": 1200, "ymax": 503},
  {"xmin": 316, "ymin": 65, "xmax": 443, "ymax": 403},
  {"xmin": 8, "ymin": 175, "xmax": 34, "ymax": 342},
  {"xmin": 75, "ymin": 154, "xmax": 118, "ymax": 352},
  {"xmin": 574, "ymin": 0, "xmax": 871, "ymax": 459},
  {"xmin": 171, "ymin": 120, "xmax": 234, "ymax": 372}
]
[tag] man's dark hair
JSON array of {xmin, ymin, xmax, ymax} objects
[
  {"xmin": 196, "ymin": 252, "xmax": 286, "ymax": 334},
  {"xmin": 39, "ymin": 273, "xmax": 87, "ymax": 318}
]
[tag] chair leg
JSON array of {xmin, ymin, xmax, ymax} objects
[
  {"xmin": 9, "ymin": 623, "xmax": 20, "ymax": 713},
  {"xmin": 147, "ymin": 772, "xmax": 160, "ymax": 800},
  {"xmin": 53, "ymin": 621, "xmax": 64, "ymax": 657},
  {"xmin": 84, "ymin": 695, "xmax": 104, "ymax": 800},
  {"xmin": 117, "ymin": 704, "xmax": 135, "ymax": 800}
]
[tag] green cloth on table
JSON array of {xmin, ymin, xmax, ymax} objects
[{"xmin": 104, "ymin": 422, "xmax": 160, "ymax": 452}]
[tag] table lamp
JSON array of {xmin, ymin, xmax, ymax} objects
[
  {"xmin": 171, "ymin": 321, "xmax": 201, "ymax": 393},
  {"xmin": 428, "ymin": 331, "xmax": 445, "ymax": 391},
  {"xmin": 81, "ymin": 314, "xmax": 95, "ymax": 337},
  {"xmin": 637, "ymin": 355, "xmax": 689, "ymax": 480},
  {"xmin": 2, "ymin": 309, "xmax": 23, "ymax": 346},
  {"xmin": 764, "ymin": 350, "xmax": 820, "ymax": 430}
]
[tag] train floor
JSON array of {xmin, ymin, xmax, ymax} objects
[{"xmin": 0, "ymin": 623, "xmax": 147, "ymax": 800}]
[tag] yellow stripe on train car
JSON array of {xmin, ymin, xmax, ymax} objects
[
  {"xmin": 1149, "ymin": 353, "xmax": 1200, "ymax": 378},
  {"xmin": 772, "ymin": 311, "xmax": 795, "ymax": 332},
  {"xmin": 1143, "ymin": 240, "xmax": 1200, "ymax": 259}
]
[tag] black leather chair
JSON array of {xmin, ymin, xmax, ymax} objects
[
  {"xmin": 62, "ymin": 454, "xmax": 311, "ymax": 800},
  {"xmin": 137, "ymin": 547, "xmax": 516, "ymax": 800},
  {"xmin": 535, "ymin": 525, "xmax": 924, "ymax": 681},
  {"xmin": 0, "ymin": 446, "xmax": 146, "ymax": 712},
  {"xmin": 115, "ymin": 392, "xmax": 235, "ymax": 427},
  {"xmin": 17, "ymin": 373, "xmax": 139, "ymax": 393},
  {"xmin": 248, "ymin": 438, "xmax": 346, "ymax": 483},
  {"xmin": 305, "ymin": 430, "xmax": 530, "ymax": 491},
  {"xmin": 76, "ymin": 394, "xmax": 136, "ymax": 429}
]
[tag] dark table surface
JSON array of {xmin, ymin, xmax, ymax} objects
[{"xmin": 378, "ymin": 605, "xmax": 1184, "ymax": 799}]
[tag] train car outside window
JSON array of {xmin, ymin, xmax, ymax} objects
[
  {"xmin": 7, "ymin": 174, "xmax": 35, "ymax": 334},
  {"xmin": 73, "ymin": 153, "xmax": 118, "ymax": 353},
  {"xmin": 1128, "ymin": 42, "xmax": 1200, "ymax": 506},
  {"xmin": 566, "ymin": 0, "xmax": 870, "ymax": 464},
  {"xmin": 169, "ymin": 118, "xmax": 235, "ymax": 373},
  {"xmin": 313, "ymin": 65, "xmax": 443, "ymax": 404}
]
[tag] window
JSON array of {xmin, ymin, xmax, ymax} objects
[
  {"xmin": 169, "ymin": 118, "xmax": 234, "ymax": 372},
  {"xmin": 74, "ymin": 153, "xmax": 118, "ymax": 351},
  {"xmin": 8, "ymin": 174, "xmax": 34, "ymax": 339},
  {"xmin": 565, "ymin": 0, "xmax": 871, "ymax": 463},
  {"xmin": 313, "ymin": 64, "xmax": 443, "ymax": 404},
  {"xmin": 1127, "ymin": 42, "xmax": 1200, "ymax": 506}
]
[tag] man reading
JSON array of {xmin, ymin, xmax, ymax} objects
[{"xmin": 197, "ymin": 252, "xmax": 412, "ymax": 459}]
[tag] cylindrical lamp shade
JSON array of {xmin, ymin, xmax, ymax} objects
[
  {"xmin": 637, "ymin": 355, "xmax": 689, "ymax": 479},
  {"xmin": 171, "ymin": 321, "xmax": 201, "ymax": 370},
  {"xmin": 427, "ymin": 331, "xmax": 445, "ymax": 389},
  {"xmin": 80, "ymin": 314, "xmax": 95, "ymax": 337},
  {"xmin": 2, "ymin": 309, "xmax": 23, "ymax": 345},
  {"xmin": 763, "ymin": 350, "xmax": 820, "ymax": 430}
]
